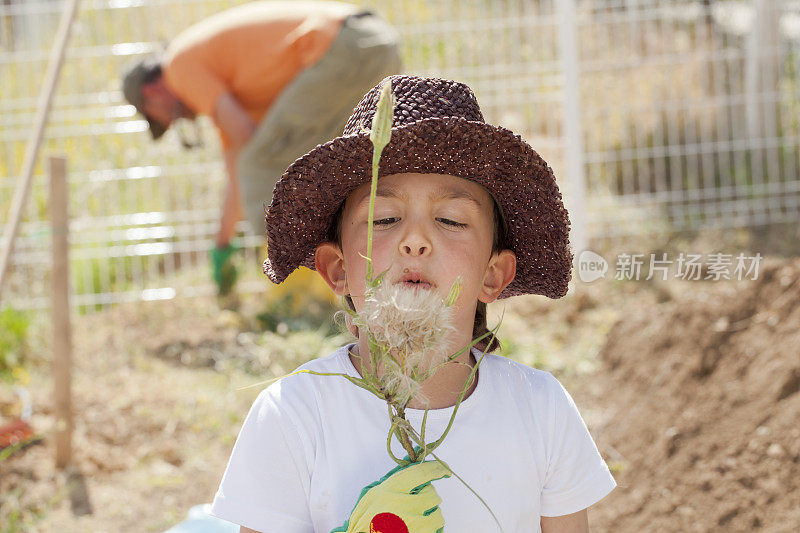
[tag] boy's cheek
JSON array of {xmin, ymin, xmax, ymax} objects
[{"xmin": 347, "ymin": 238, "xmax": 393, "ymax": 269}]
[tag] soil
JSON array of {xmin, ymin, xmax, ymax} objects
[
  {"xmin": 0, "ymin": 299, "xmax": 270, "ymax": 532},
  {"xmin": 587, "ymin": 258, "xmax": 800, "ymax": 532}
]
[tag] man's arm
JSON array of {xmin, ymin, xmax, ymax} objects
[
  {"xmin": 216, "ymin": 150, "xmax": 243, "ymax": 247},
  {"xmin": 213, "ymin": 92, "xmax": 254, "ymax": 247},
  {"xmin": 541, "ymin": 509, "xmax": 589, "ymax": 533},
  {"xmin": 214, "ymin": 92, "xmax": 256, "ymax": 152}
]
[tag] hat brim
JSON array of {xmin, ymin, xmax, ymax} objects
[{"xmin": 264, "ymin": 116, "xmax": 572, "ymax": 299}]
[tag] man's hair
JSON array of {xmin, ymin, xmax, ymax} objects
[
  {"xmin": 141, "ymin": 63, "xmax": 163, "ymax": 85},
  {"xmin": 328, "ymin": 194, "xmax": 508, "ymax": 353}
]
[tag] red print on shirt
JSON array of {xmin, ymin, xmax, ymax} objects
[{"xmin": 369, "ymin": 512, "xmax": 410, "ymax": 533}]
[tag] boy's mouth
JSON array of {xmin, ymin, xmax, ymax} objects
[{"xmin": 396, "ymin": 270, "xmax": 433, "ymax": 290}]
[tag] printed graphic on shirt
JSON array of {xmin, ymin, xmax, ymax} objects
[
  {"xmin": 370, "ymin": 512, "xmax": 409, "ymax": 533},
  {"xmin": 332, "ymin": 460, "xmax": 449, "ymax": 533}
]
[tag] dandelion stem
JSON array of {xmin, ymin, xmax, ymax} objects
[
  {"xmin": 394, "ymin": 404, "xmax": 418, "ymax": 462},
  {"xmin": 365, "ymin": 148, "xmax": 380, "ymax": 282},
  {"xmin": 424, "ymin": 321, "xmax": 501, "ymax": 457},
  {"xmin": 417, "ymin": 325, "xmax": 498, "ymax": 384},
  {"xmin": 365, "ymin": 80, "xmax": 394, "ymax": 283}
]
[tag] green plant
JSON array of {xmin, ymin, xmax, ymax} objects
[
  {"xmin": 0, "ymin": 307, "xmax": 31, "ymax": 384},
  {"xmin": 0, "ymin": 487, "xmax": 51, "ymax": 533}
]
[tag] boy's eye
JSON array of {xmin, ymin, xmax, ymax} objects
[
  {"xmin": 436, "ymin": 217, "xmax": 467, "ymax": 228},
  {"xmin": 373, "ymin": 217, "xmax": 400, "ymax": 226}
]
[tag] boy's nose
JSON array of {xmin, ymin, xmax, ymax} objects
[
  {"xmin": 399, "ymin": 229, "xmax": 431, "ymax": 257},
  {"xmin": 401, "ymin": 242, "xmax": 429, "ymax": 256}
]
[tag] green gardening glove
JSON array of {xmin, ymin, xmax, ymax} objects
[
  {"xmin": 331, "ymin": 460, "xmax": 451, "ymax": 533},
  {"xmin": 210, "ymin": 243, "xmax": 239, "ymax": 295}
]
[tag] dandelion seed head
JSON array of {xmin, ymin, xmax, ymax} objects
[{"xmin": 355, "ymin": 282, "xmax": 455, "ymax": 405}]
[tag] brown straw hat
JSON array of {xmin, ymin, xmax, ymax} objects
[{"xmin": 263, "ymin": 75, "xmax": 572, "ymax": 299}]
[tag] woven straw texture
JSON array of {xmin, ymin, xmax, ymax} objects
[{"xmin": 263, "ymin": 75, "xmax": 572, "ymax": 299}]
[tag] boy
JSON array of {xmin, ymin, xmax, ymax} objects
[{"xmin": 211, "ymin": 76, "xmax": 615, "ymax": 532}]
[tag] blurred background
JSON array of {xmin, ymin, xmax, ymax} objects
[{"xmin": 1, "ymin": 0, "xmax": 798, "ymax": 531}]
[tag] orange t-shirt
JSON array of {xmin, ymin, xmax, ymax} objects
[{"xmin": 162, "ymin": 1, "xmax": 357, "ymax": 147}]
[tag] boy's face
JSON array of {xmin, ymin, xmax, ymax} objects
[{"xmin": 316, "ymin": 173, "xmax": 516, "ymax": 335}]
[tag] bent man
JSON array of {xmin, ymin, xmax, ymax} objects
[{"xmin": 123, "ymin": 1, "xmax": 401, "ymax": 293}]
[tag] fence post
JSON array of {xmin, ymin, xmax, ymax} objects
[
  {"xmin": 50, "ymin": 155, "xmax": 73, "ymax": 470},
  {"xmin": 559, "ymin": 0, "xmax": 588, "ymax": 257},
  {"xmin": 745, "ymin": 0, "xmax": 781, "ymax": 175}
]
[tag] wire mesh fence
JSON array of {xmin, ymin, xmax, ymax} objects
[
  {"xmin": 0, "ymin": 0, "xmax": 796, "ymax": 310},
  {"xmin": 580, "ymin": 0, "xmax": 799, "ymax": 238}
]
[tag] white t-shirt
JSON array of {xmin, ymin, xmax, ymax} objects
[{"xmin": 211, "ymin": 345, "xmax": 615, "ymax": 532}]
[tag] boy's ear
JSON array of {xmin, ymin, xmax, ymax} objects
[
  {"xmin": 315, "ymin": 242, "xmax": 347, "ymax": 295},
  {"xmin": 478, "ymin": 249, "xmax": 516, "ymax": 304}
]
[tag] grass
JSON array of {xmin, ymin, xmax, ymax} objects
[
  {"xmin": 0, "ymin": 307, "xmax": 31, "ymax": 384},
  {"xmin": 1, "ymin": 490, "xmax": 44, "ymax": 533}
]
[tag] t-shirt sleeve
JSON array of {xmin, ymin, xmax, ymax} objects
[
  {"xmin": 539, "ymin": 373, "xmax": 616, "ymax": 517},
  {"xmin": 211, "ymin": 386, "xmax": 314, "ymax": 532}
]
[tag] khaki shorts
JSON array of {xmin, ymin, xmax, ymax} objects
[{"xmin": 238, "ymin": 12, "xmax": 402, "ymax": 236}]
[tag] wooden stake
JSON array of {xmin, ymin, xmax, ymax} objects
[{"xmin": 50, "ymin": 156, "xmax": 73, "ymax": 469}]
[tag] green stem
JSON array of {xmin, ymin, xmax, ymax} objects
[
  {"xmin": 396, "ymin": 422, "xmax": 505, "ymax": 531},
  {"xmin": 423, "ymin": 354, "xmax": 482, "ymax": 457},
  {"xmin": 420, "ymin": 407, "xmax": 429, "ymax": 452},
  {"xmin": 365, "ymin": 148, "xmax": 381, "ymax": 283},
  {"xmin": 239, "ymin": 369, "xmax": 385, "ymax": 400},
  {"xmin": 348, "ymin": 346, "xmax": 382, "ymax": 392},
  {"xmin": 430, "ymin": 452, "xmax": 505, "ymax": 532},
  {"xmin": 418, "ymin": 322, "xmax": 500, "ymax": 383},
  {"xmin": 394, "ymin": 404, "xmax": 418, "ymax": 462},
  {"xmin": 386, "ymin": 415, "xmax": 409, "ymax": 466},
  {"xmin": 425, "ymin": 322, "xmax": 501, "ymax": 456},
  {"xmin": 386, "ymin": 403, "xmax": 418, "ymax": 465}
]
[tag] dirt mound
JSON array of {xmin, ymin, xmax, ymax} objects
[{"xmin": 590, "ymin": 258, "xmax": 800, "ymax": 532}]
